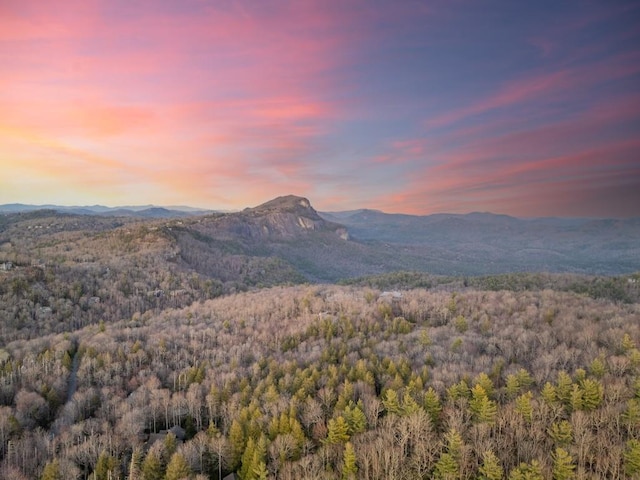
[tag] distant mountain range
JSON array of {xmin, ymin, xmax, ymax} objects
[
  {"xmin": 0, "ymin": 203, "xmax": 212, "ymax": 218},
  {"xmin": 320, "ymin": 208, "xmax": 640, "ymax": 276},
  {"xmin": 1, "ymin": 196, "xmax": 639, "ymax": 277}
]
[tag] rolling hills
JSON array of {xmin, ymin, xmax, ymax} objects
[
  {"xmin": 1, "ymin": 195, "xmax": 638, "ymax": 344},
  {"xmin": 1, "ymin": 195, "xmax": 640, "ymax": 479}
]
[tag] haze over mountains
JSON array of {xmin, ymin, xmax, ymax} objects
[
  {"xmin": 0, "ymin": 203, "xmax": 212, "ymax": 218},
  {"xmin": 2, "ymin": 195, "xmax": 638, "ymax": 278}
]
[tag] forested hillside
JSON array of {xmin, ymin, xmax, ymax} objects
[
  {"xmin": 1, "ymin": 284, "xmax": 639, "ymax": 479},
  {"xmin": 2, "ymin": 198, "xmax": 640, "ymax": 479}
]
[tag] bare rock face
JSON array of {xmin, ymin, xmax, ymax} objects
[{"xmin": 202, "ymin": 195, "xmax": 350, "ymax": 241}]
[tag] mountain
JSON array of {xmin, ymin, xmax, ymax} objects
[
  {"xmin": 207, "ymin": 195, "xmax": 349, "ymax": 241},
  {"xmin": 167, "ymin": 195, "xmax": 387, "ymax": 282},
  {"xmin": 2, "ymin": 201, "xmax": 638, "ymax": 479},
  {"xmin": 1, "ymin": 195, "xmax": 639, "ymax": 346},
  {"xmin": 2, "ymin": 196, "xmax": 639, "ymax": 284},
  {"xmin": 319, "ymin": 209, "xmax": 640, "ymax": 275},
  {"xmin": 0, "ymin": 203, "xmax": 212, "ymax": 217}
]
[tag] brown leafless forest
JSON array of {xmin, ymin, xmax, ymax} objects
[{"xmin": 1, "ymin": 282, "xmax": 640, "ymax": 479}]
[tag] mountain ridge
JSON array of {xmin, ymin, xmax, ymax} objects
[{"xmin": 2, "ymin": 195, "xmax": 639, "ymax": 280}]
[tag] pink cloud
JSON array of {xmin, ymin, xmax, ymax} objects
[
  {"xmin": 425, "ymin": 50, "xmax": 640, "ymax": 130},
  {"xmin": 0, "ymin": 0, "xmax": 384, "ymax": 208}
]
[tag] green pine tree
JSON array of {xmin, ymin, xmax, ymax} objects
[
  {"xmin": 552, "ymin": 447, "xmax": 575, "ymax": 480},
  {"xmin": 424, "ymin": 387, "xmax": 442, "ymax": 425},
  {"xmin": 445, "ymin": 428, "xmax": 463, "ymax": 460},
  {"xmin": 165, "ymin": 452, "xmax": 192, "ymax": 480},
  {"xmin": 569, "ymin": 384, "xmax": 583, "ymax": 412},
  {"xmin": 548, "ymin": 420, "xmax": 573, "ymax": 446},
  {"xmin": 625, "ymin": 439, "xmax": 640, "ymax": 478},
  {"xmin": 505, "ymin": 374, "xmax": 521, "ymax": 398},
  {"xmin": 239, "ymin": 436, "xmax": 256, "ymax": 480},
  {"xmin": 326, "ymin": 416, "xmax": 350, "ymax": 444},
  {"xmin": 509, "ymin": 460, "xmax": 544, "ymax": 480},
  {"xmin": 541, "ymin": 382, "xmax": 557, "ymax": 405},
  {"xmin": 515, "ymin": 391, "xmax": 533, "ymax": 423},
  {"xmin": 343, "ymin": 402, "xmax": 367, "ymax": 435},
  {"xmin": 141, "ymin": 450, "xmax": 164, "ymax": 480},
  {"xmin": 622, "ymin": 333, "xmax": 636, "ymax": 352},
  {"xmin": 623, "ymin": 399, "xmax": 640, "ymax": 431},
  {"xmin": 470, "ymin": 385, "xmax": 497, "ymax": 424},
  {"xmin": 588, "ymin": 356, "xmax": 607, "ymax": 378},
  {"xmin": 478, "ymin": 450, "xmax": 503, "ymax": 480},
  {"xmin": 163, "ymin": 433, "xmax": 178, "ymax": 459},
  {"xmin": 401, "ymin": 393, "xmax": 421, "ymax": 416},
  {"xmin": 129, "ymin": 447, "xmax": 143, "ymax": 480},
  {"xmin": 342, "ymin": 441, "xmax": 358, "ymax": 479},
  {"xmin": 474, "ymin": 372, "xmax": 495, "ymax": 398},
  {"xmin": 446, "ymin": 379, "xmax": 470, "ymax": 401},
  {"xmin": 41, "ymin": 459, "xmax": 62, "ymax": 480},
  {"xmin": 94, "ymin": 450, "xmax": 119, "ymax": 480},
  {"xmin": 228, "ymin": 418, "xmax": 245, "ymax": 471},
  {"xmin": 382, "ymin": 389, "xmax": 402, "ymax": 415},
  {"xmin": 516, "ymin": 369, "xmax": 534, "ymax": 389},
  {"xmin": 579, "ymin": 378, "xmax": 603, "ymax": 411},
  {"xmin": 555, "ymin": 371, "xmax": 573, "ymax": 405},
  {"xmin": 433, "ymin": 453, "xmax": 458, "ymax": 480},
  {"xmin": 253, "ymin": 461, "xmax": 269, "ymax": 480}
]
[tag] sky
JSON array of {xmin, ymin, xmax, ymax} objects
[{"xmin": 1, "ymin": 0, "xmax": 639, "ymax": 217}]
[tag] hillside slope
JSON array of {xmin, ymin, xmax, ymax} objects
[{"xmin": 1, "ymin": 284, "xmax": 639, "ymax": 478}]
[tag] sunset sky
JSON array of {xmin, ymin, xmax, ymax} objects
[{"xmin": 1, "ymin": 1, "xmax": 639, "ymax": 217}]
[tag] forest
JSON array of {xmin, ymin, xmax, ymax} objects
[
  {"xmin": 1, "ymin": 206, "xmax": 640, "ymax": 479},
  {"xmin": 1, "ymin": 281, "xmax": 639, "ymax": 479}
]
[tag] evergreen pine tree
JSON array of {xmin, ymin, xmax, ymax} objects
[
  {"xmin": 129, "ymin": 448, "xmax": 143, "ymax": 480},
  {"xmin": 165, "ymin": 452, "xmax": 192, "ymax": 480},
  {"xmin": 239, "ymin": 436, "xmax": 256, "ymax": 480},
  {"xmin": 624, "ymin": 439, "xmax": 640, "ymax": 478},
  {"xmin": 555, "ymin": 371, "xmax": 573, "ymax": 405},
  {"xmin": 505, "ymin": 374, "xmax": 521, "ymax": 398},
  {"xmin": 424, "ymin": 387, "xmax": 442, "ymax": 425},
  {"xmin": 623, "ymin": 399, "xmax": 640, "ymax": 432},
  {"xmin": 433, "ymin": 453, "xmax": 458, "ymax": 480},
  {"xmin": 548, "ymin": 420, "xmax": 573, "ymax": 446},
  {"xmin": 163, "ymin": 433, "xmax": 178, "ymax": 459},
  {"xmin": 478, "ymin": 450, "xmax": 503, "ymax": 480},
  {"xmin": 474, "ymin": 372, "xmax": 495, "ymax": 398},
  {"xmin": 508, "ymin": 460, "xmax": 544, "ymax": 480},
  {"xmin": 382, "ymin": 389, "xmax": 401, "ymax": 415},
  {"xmin": 342, "ymin": 441, "xmax": 358, "ymax": 480},
  {"xmin": 94, "ymin": 450, "xmax": 119, "ymax": 480},
  {"xmin": 552, "ymin": 447, "xmax": 575, "ymax": 480},
  {"xmin": 343, "ymin": 402, "xmax": 367, "ymax": 435},
  {"xmin": 579, "ymin": 378, "xmax": 603, "ymax": 411},
  {"xmin": 444, "ymin": 428, "xmax": 463, "ymax": 460},
  {"xmin": 541, "ymin": 382, "xmax": 557, "ymax": 405},
  {"xmin": 401, "ymin": 393, "xmax": 421, "ymax": 416},
  {"xmin": 515, "ymin": 391, "xmax": 533, "ymax": 423},
  {"xmin": 326, "ymin": 416, "xmax": 350, "ymax": 444},
  {"xmin": 515, "ymin": 369, "xmax": 534, "ymax": 389},
  {"xmin": 141, "ymin": 450, "xmax": 164, "ymax": 480},
  {"xmin": 253, "ymin": 461, "xmax": 268, "ymax": 480},
  {"xmin": 588, "ymin": 356, "xmax": 607, "ymax": 378},
  {"xmin": 470, "ymin": 385, "xmax": 497, "ymax": 424},
  {"xmin": 41, "ymin": 459, "xmax": 62, "ymax": 480},
  {"xmin": 228, "ymin": 419, "xmax": 245, "ymax": 471},
  {"xmin": 569, "ymin": 384, "xmax": 583, "ymax": 412}
]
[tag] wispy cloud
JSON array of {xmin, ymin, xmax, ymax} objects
[{"xmin": 1, "ymin": 1, "xmax": 638, "ymax": 216}]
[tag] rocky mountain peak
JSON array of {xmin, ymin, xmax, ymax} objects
[
  {"xmin": 249, "ymin": 195, "xmax": 319, "ymax": 218},
  {"xmin": 205, "ymin": 195, "xmax": 350, "ymax": 241}
]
